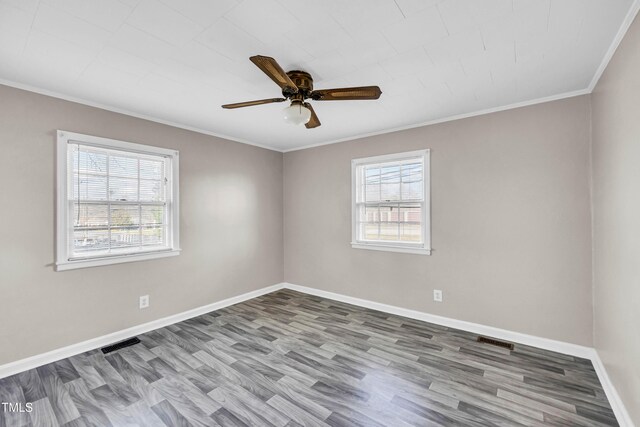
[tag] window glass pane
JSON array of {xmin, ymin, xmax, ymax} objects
[
  {"xmin": 379, "ymin": 223, "xmax": 399, "ymax": 241},
  {"xmin": 380, "ymin": 165, "xmax": 401, "ymax": 183},
  {"xmin": 392, "ymin": 204, "xmax": 402, "ymax": 222},
  {"xmin": 362, "ymin": 223, "xmax": 379, "ymax": 241},
  {"xmin": 140, "ymin": 159, "xmax": 164, "ymax": 180},
  {"xmin": 365, "ymin": 183, "xmax": 380, "ymax": 202},
  {"xmin": 378, "ymin": 205, "xmax": 396, "ymax": 223},
  {"xmin": 381, "ymin": 182, "xmax": 400, "ymax": 201},
  {"xmin": 109, "ymin": 155, "xmax": 138, "ymax": 178},
  {"xmin": 401, "ymin": 161, "xmax": 423, "ymax": 200},
  {"xmin": 74, "ymin": 149, "xmax": 107, "ymax": 175},
  {"xmin": 110, "ymin": 227, "xmax": 141, "ymax": 249},
  {"xmin": 109, "ymin": 207, "xmax": 141, "ymax": 249},
  {"xmin": 401, "ymin": 162, "xmax": 422, "ymax": 182},
  {"xmin": 400, "ymin": 223, "xmax": 421, "ymax": 242},
  {"xmin": 73, "ymin": 204, "xmax": 108, "ymax": 228},
  {"xmin": 364, "ymin": 165, "xmax": 380, "ymax": 202},
  {"xmin": 73, "ymin": 229, "xmax": 109, "ymax": 253},
  {"xmin": 364, "ymin": 166, "xmax": 380, "ymax": 184},
  {"xmin": 72, "ymin": 174, "xmax": 107, "ymax": 201},
  {"xmin": 401, "ymin": 181, "xmax": 423, "ymax": 200},
  {"xmin": 110, "ymin": 205, "xmax": 140, "ymax": 227},
  {"xmin": 141, "ymin": 205, "xmax": 164, "ymax": 226},
  {"xmin": 140, "ymin": 180, "xmax": 164, "ymax": 202},
  {"xmin": 142, "ymin": 226, "xmax": 165, "ymax": 246},
  {"xmin": 109, "ymin": 177, "xmax": 138, "ymax": 201},
  {"xmin": 357, "ymin": 205, "xmax": 378, "ymax": 223},
  {"xmin": 399, "ymin": 205, "xmax": 422, "ymax": 224}
]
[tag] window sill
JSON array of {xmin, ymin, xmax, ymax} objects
[
  {"xmin": 351, "ymin": 242, "xmax": 431, "ymax": 255},
  {"xmin": 55, "ymin": 249, "xmax": 181, "ymax": 271}
]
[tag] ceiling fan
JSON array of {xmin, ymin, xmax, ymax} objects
[{"xmin": 222, "ymin": 55, "xmax": 382, "ymax": 129}]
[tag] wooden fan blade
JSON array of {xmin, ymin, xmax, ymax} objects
[
  {"xmin": 221, "ymin": 98, "xmax": 286, "ymax": 109},
  {"xmin": 304, "ymin": 103, "xmax": 321, "ymax": 129},
  {"xmin": 250, "ymin": 55, "xmax": 298, "ymax": 94},
  {"xmin": 311, "ymin": 86, "xmax": 382, "ymax": 101}
]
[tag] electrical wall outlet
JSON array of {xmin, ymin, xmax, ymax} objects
[
  {"xmin": 139, "ymin": 295, "xmax": 149, "ymax": 309},
  {"xmin": 433, "ymin": 290, "xmax": 443, "ymax": 302}
]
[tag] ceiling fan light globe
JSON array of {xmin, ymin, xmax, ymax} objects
[{"xmin": 283, "ymin": 103, "xmax": 311, "ymax": 126}]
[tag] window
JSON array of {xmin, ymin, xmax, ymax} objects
[
  {"xmin": 352, "ymin": 150, "xmax": 431, "ymax": 255},
  {"xmin": 56, "ymin": 131, "xmax": 180, "ymax": 270}
]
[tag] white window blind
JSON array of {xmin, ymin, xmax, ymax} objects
[
  {"xmin": 56, "ymin": 131, "xmax": 180, "ymax": 270},
  {"xmin": 352, "ymin": 150, "xmax": 431, "ymax": 255}
]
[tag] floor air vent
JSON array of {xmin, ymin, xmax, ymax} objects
[
  {"xmin": 477, "ymin": 336, "xmax": 514, "ymax": 350},
  {"xmin": 101, "ymin": 337, "xmax": 141, "ymax": 354}
]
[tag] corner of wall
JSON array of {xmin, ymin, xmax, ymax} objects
[
  {"xmin": 587, "ymin": 93, "xmax": 597, "ymax": 348},
  {"xmin": 281, "ymin": 150, "xmax": 287, "ymax": 283}
]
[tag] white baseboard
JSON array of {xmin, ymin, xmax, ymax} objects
[
  {"xmin": 0, "ymin": 283, "xmax": 285, "ymax": 379},
  {"xmin": 282, "ymin": 282, "xmax": 634, "ymax": 427},
  {"xmin": 590, "ymin": 351, "xmax": 636, "ymax": 427}
]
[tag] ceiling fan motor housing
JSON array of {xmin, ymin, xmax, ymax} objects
[{"xmin": 285, "ymin": 70, "xmax": 313, "ymax": 98}]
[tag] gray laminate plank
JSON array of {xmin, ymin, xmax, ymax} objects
[
  {"xmin": 193, "ymin": 350, "xmax": 275, "ymax": 401},
  {"xmin": 217, "ymin": 382, "xmax": 291, "ymax": 427},
  {"xmin": 28, "ymin": 398, "xmax": 58, "ymax": 427},
  {"xmin": 127, "ymin": 400, "xmax": 166, "ymax": 427},
  {"xmin": 87, "ymin": 354, "xmax": 140, "ymax": 406},
  {"xmin": 151, "ymin": 378, "xmax": 219, "ymax": 427},
  {"xmin": 152, "ymin": 370, "xmax": 221, "ymax": 417},
  {"xmin": 17, "ymin": 370, "xmax": 47, "ymax": 402},
  {"xmin": 429, "ymin": 380, "xmax": 547, "ymax": 425},
  {"xmin": 266, "ymin": 394, "xmax": 330, "ymax": 427},
  {"xmin": 59, "ymin": 418, "xmax": 87, "ymax": 427},
  {"xmin": 53, "ymin": 360, "xmax": 80, "ymax": 384},
  {"xmin": 207, "ymin": 386, "xmax": 277, "ymax": 427},
  {"xmin": 151, "ymin": 400, "xmax": 192, "ymax": 427},
  {"xmin": 67, "ymin": 355, "xmax": 105, "ymax": 391},
  {"xmin": 64, "ymin": 378, "xmax": 112, "ymax": 427},
  {"xmin": 36, "ymin": 364, "xmax": 80, "ymax": 425},
  {"xmin": 0, "ymin": 376, "xmax": 33, "ymax": 427},
  {"xmin": 105, "ymin": 352, "xmax": 164, "ymax": 407},
  {"xmin": 115, "ymin": 348, "xmax": 162, "ymax": 383},
  {"xmin": 210, "ymin": 407, "xmax": 249, "ymax": 427},
  {"xmin": 390, "ymin": 395, "xmax": 485, "ymax": 427},
  {"xmin": 87, "ymin": 384, "xmax": 137, "ymax": 426}
]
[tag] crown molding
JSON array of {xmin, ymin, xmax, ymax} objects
[
  {"xmin": 282, "ymin": 89, "xmax": 590, "ymax": 153},
  {"xmin": 587, "ymin": 0, "xmax": 640, "ymax": 92},
  {"xmin": 0, "ymin": 78, "xmax": 281, "ymax": 153}
]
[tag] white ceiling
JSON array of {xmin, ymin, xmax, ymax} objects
[{"xmin": 0, "ymin": 0, "xmax": 636, "ymax": 151}]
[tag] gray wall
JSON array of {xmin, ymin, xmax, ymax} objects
[
  {"xmin": 0, "ymin": 84, "xmax": 284, "ymax": 365},
  {"xmin": 591, "ymin": 13, "xmax": 640, "ymax": 424},
  {"xmin": 284, "ymin": 96, "xmax": 594, "ymax": 346}
]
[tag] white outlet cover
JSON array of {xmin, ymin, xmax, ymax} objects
[
  {"xmin": 139, "ymin": 295, "xmax": 150, "ymax": 309},
  {"xmin": 433, "ymin": 290, "xmax": 443, "ymax": 302}
]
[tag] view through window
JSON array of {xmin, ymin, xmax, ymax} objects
[
  {"xmin": 70, "ymin": 144, "xmax": 168, "ymax": 257},
  {"xmin": 56, "ymin": 131, "xmax": 179, "ymax": 270},
  {"xmin": 352, "ymin": 150, "xmax": 430, "ymax": 254}
]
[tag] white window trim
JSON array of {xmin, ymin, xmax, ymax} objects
[
  {"xmin": 55, "ymin": 130, "xmax": 180, "ymax": 271},
  {"xmin": 351, "ymin": 149, "xmax": 431, "ymax": 255}
]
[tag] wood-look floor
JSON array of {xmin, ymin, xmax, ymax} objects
[{"xmin": 0, "ymin": 289, "xmax": 618, "ymax": 426}]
